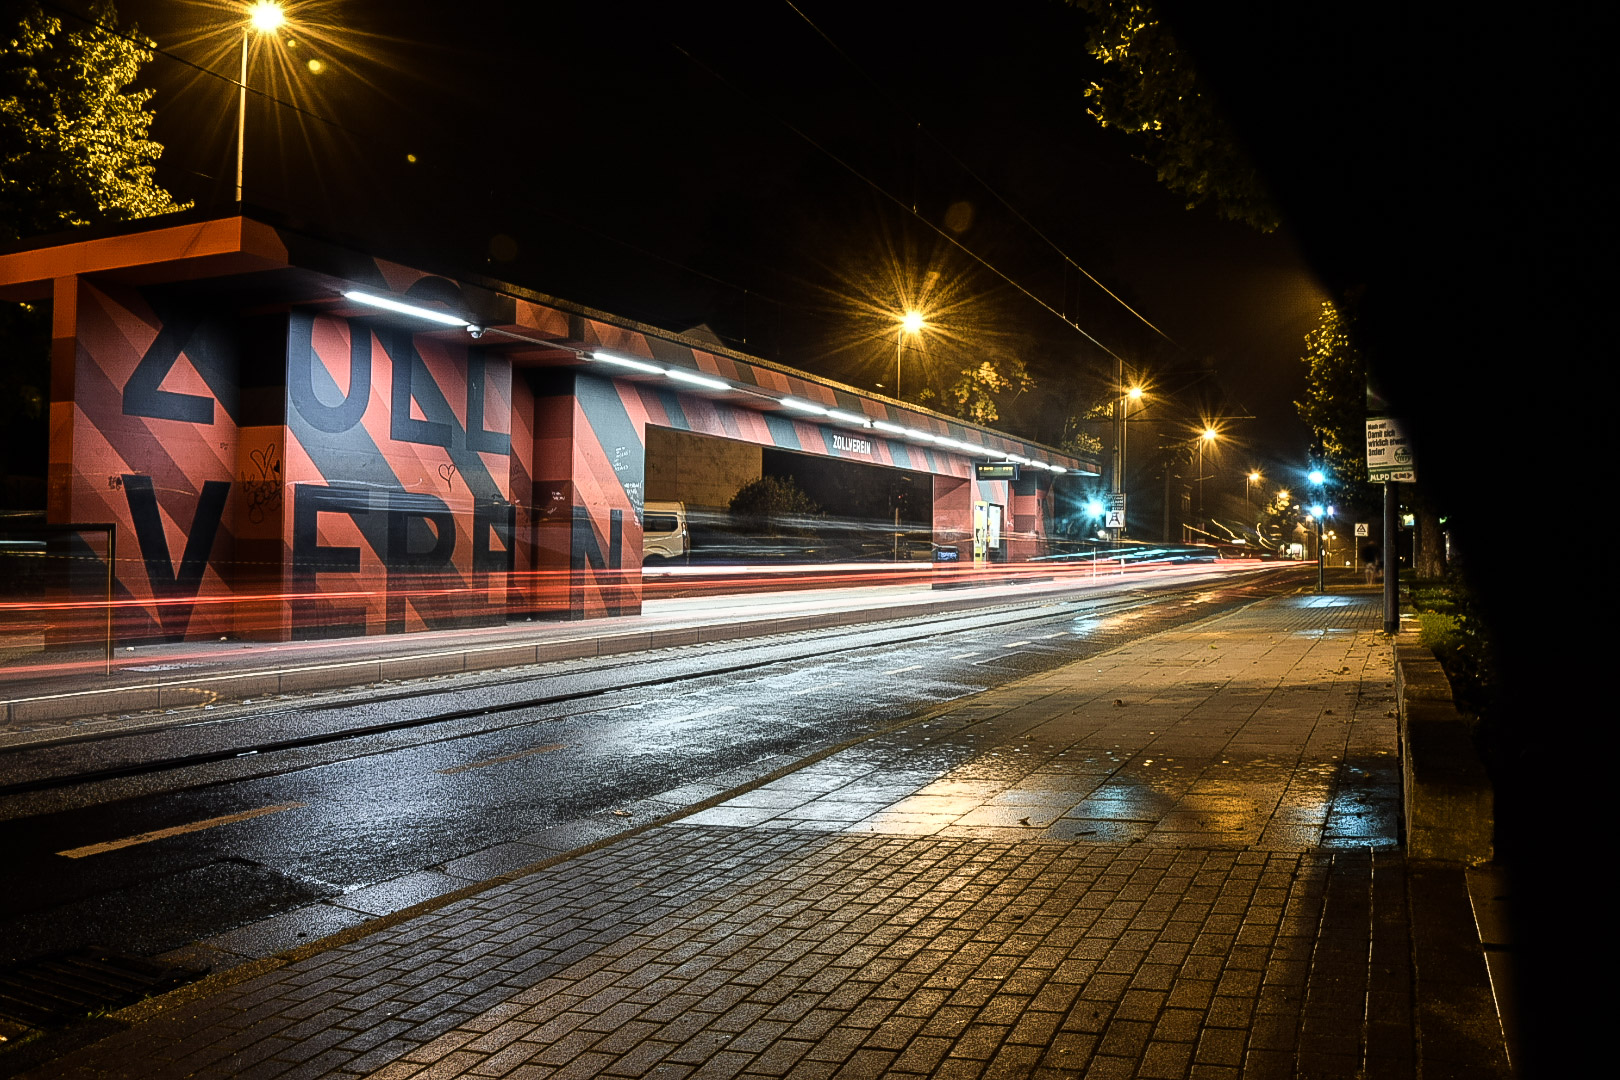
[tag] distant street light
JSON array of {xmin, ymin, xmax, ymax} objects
[
  {"xmin": 1307, "ymin": 468, "xmax": 1329, "ymax": 592},
  {"xmin": 1246, "ymin": 470, "xmax": 1261, "ymax": 519},
  {"xmin": 237, "ymin": 2, "xmax": 286, "ymax": 202},
  {"xmin": 896, "ymin": 310, "xmax": 925, "ymax": 400},
  {"xmin": 1197, "ymin": 427, "xmax": 1217, "ymax": 535},
  {"xmin": 1114, "ymin": 383, "xmax": 1145, "ymax": 538}
]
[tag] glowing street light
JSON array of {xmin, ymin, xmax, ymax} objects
[
  {"xmin": 1246, "ymin": 470, "xmax": 1261, "ymax": 517},
  {"xmin": 237, "ymin": 2, "xmax": 286, "ymax": 202},
  {"xmin": 1306, "ymin": 469, "xmax": 1331, "ymax": 593},
  {"xmin": 1113, "ymin": 384, "xmax": 1145, "ymax": 538},
  {"xmin": 895, "ymin": 310, "xmax": 926, "ymax": 400},
  {"xmin": 1196, "ymin": 427, "xmax": 1217, "ymax": 534}
]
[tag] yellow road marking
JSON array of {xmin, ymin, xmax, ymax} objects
[
  {"xmin": 438, "ymin": 743, "xmax": 565, "ymax": 775},
  {"xmin": 57, "ymin": 802, "xmax": 305, "ymax": 859}
]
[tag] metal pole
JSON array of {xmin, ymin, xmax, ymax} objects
[
  {"xmin": 1316, "ymin": 515, "xmax": 1325, "ymax": 593},
  {"xmin": 895, "ymin": 329, "xmax": 902, "ymax": 400},
  {"xmin": 1383, "ymin": 481, "xmax": 1399, "ymax": 632},
  {"xmin": 236, "ymin": 30, "xmax": 248, "ymax": 202}
]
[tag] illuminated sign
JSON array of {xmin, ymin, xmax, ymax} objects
[
  {"xmin": 831, "ymin": 433, "xmax": 872, "ymax": 455},
  {"xmin": 975, "ymin": 462, "xmax": 1019, "ymax": 480}
]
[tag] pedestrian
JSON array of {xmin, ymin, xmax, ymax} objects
[{"xmin": 1361, "ymin": 542, "xmax": 1381, "ymax": 583}]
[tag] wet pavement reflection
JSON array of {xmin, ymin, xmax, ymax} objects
[{"xmin": 681, "ymin": 593, "xmax": 1398, "ymax": 852}]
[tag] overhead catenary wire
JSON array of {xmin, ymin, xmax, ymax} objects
[
  {"xmin": 670, "ymin": 43, "xmax": 1133, "ymax": 368},
  {"xmin": 779, "ymin": 0, "xmax": 1178, "ymax": 348}
]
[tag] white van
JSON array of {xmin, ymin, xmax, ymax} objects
[{"xmin": 642, "ymin": 501, "xmax": 689, "ymax": 562}]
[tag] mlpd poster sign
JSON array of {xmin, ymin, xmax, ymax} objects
[{"xmin": 1365, "ymin": 417, "xmax": 1416, "ymax": 482}]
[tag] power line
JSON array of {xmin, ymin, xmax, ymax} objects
[
  {"xmin": 779, "ymin": 0, "xmax": 1178, "ymax": 348},
  {"xmin": 670, "ymin": 43, "xmax": 1132, "ymax": 367}
]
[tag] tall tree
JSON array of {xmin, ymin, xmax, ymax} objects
[
  {"xmin": 1, "ymin": 0, "xmax": 187, "ymax": 242},
  {"xmin": 1, "ymin": 0, "xmax": 185, "ymax": 503},
  {"xmin": 1295, "ymin": 299, "xmax": 1368, "ymax": 488},
  {"xmin": 1297, "ymin": 298, "xmax": 1446, "ymax": 577},
  {"xmin": 1069, "ymin": 0, "xmax": 1280, "ymax": 232}
]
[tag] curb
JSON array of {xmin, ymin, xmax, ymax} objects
[{"xmin": 1394, "ymin": 634, "xmax": 1494, "ymax": 863}]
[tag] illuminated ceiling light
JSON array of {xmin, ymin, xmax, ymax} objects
[
  {"xmin": 1050, "ymin": 465, "xmax": 1069, "ymax": 474},
  {"xmin": 779, "ymin": 397, "xmax": 829, "ymax": 415},
  {"xmin": 872, "ymin": 421, "xmax": 907, "ymax": 435},
  {"xmin": 825, "ymin": 409, "xmax": 873, "ymax": 427},
  {"xmin": 665, "ymin": 368, "xmax": 732, "ymax": 391},
  {"xmin": 590, "ymin": 351, "xmax": 664, "ymax": 374},
  {"xmin": 901, "ymin": 428, "xmax": 937, "ymax": 442},
  {"xmin": 343, "ymin": 290, "xmax": 469, "ymax": 327}
]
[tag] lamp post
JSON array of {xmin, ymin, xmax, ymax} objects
[
  {"xmin": 1114, "ymin": 384, "xmax": 1143, "ymax": 537},
  {"xmin": 896, "ymin": 310, "xmax": 925, "ymax": 400},
  {"xmin": 1197, "ymin": 427, "xmax": 1216, "ymax": 536},
  {"xmin": 1307, "ymin": 469, "xmax": 1328, "ymax": 592},
  {"xmin": 1246, "ymin": 471, "xmax": 1261, "ymax": 518},
  {"xmin": 237, "ymin": 2, "xmax": 285, "ymax": 203}
]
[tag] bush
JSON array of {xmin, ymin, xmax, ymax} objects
[{"xmin": 728, "ymin": 477, "xmax": 822, "ymax": 537}]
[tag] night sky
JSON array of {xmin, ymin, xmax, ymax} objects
[{"xmin": 113, "ymin": 0, "xmax": 1328, "ymax": 490}]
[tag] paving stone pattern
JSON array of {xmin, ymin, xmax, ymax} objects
[{"xmin": 29, "ymin": 594, "xmax": 1477, "ymax": 1080}]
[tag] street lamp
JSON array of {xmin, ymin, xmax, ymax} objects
[
  {"xmin": 1307, "ymin": 468, "xmax": 1329, "ymax": 592},
  {"xmin": 1246, "ymin": 470, "xmax": 1261, "ymax": 517},
  {"xmin": 237, "ymin": 2, "xmax": 285, "ymax": 202},
  {"xmin": 1114, "ymin": 384, "xmax": 1143, "ymax": 537},
  {"xmin": 896, "ymin": 310, "xmax": 925, "ymax": 400},
  {"xmin": 1197, "ymin": 427, "xmax": 1217, "ymax": 535}
]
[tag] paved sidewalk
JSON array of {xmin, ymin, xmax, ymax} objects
[{"xmin": 14, "ymin": 591, "xmax": 1510, "ymax": 1079}]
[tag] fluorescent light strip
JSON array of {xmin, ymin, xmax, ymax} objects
[
  {"xmin": 665, "ymin": 368, "xmax": 732, "ymax": 391},
  {"xmin": 872, "ymin": 421, "xmax": 907, "ymax": 435},
  {"xmin": 778, "ymin": 397, "xmax": 828, "ymax": 415},
  {"xmin": 825, "ymin": 409, "xmax": 873, "ymax": 427},
  {"xmin": 902, "ymin": 428, "xmax": 937, "ymax": 442},
  {"xmin": 343, "ymin": 290, "xmax": 469, "ymax": 327},
  {"xmin": 591, "ymin": 351, "xmax": 664, "ymax": 375}
]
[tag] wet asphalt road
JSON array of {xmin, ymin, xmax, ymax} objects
[{"xmin": 0, "ymin": 568, "xmax": 1313, "ymax": 968}]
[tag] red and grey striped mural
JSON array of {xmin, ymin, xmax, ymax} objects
[{"xmin": 3, "ymin": 214, "xmax": 1093, "ymax": 643}]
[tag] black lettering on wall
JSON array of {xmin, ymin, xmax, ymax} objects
[
  {"xmin": 288, "ymin": 312, "xmax": 372, "ymax": 434},
  {"xmin": 386, "ymin": 492, "xmax": 456, "ymax": 570},
  {"xmin": 466, "ymin": 353, "xmax": 511, "ymax": 455},
  {"xmin": 122, "ymin": 474, "xmax": 230, "ymax": 639},
  {"xmin": 290, "ymin": 484, "xmax": 367, "ymax": 575},
  {"xmin": 474, "ymin": 499, "xmax": 516, "ymax": 572},
  {"xmin": 122, "ymin": 313, "xmax": 213, "ymax": 424},
  {"xmin": 289, "ymin": 483, "xmax": 370, "ymax": 639},
  {"xmin": 570, "ymin": 507, "xmax": 625, "ymax": 616},
  {"xmin": 385, "ymin": 328, "xmax": 452, "ymax": 448}
]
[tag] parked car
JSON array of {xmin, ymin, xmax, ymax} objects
[{"xmin": 642, "ymin": 501, "xmax": 689, "ymax": 562}]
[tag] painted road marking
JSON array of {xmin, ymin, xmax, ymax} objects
[
  {"xmin": 439, "ymin": 743, "xmax": 566, "ymax": 775},
  {"xmin": 57, "ymin": 802, "xmax": 305, "ymax": 859},
  {"xmin": 949, "ymin": 652, "xmax": 980, "ymax": 660},
  {"xmin": 883, "ymin": 665, "xmax": 924, "ymax": 675},
  {"xmin": 1003, "ymin": 640, "xmax": 1032, "ymax": 648},
  {"xmin": 791, "ymin": 682, "xmax": 842, "ymax": 695}
]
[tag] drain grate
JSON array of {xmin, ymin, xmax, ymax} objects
[{"xmin": 0, "ymin": 949, "xmax": 207, "ymax": 1030}]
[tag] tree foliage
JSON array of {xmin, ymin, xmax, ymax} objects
[
  {"xmin": 1069, "ymin": 0, "xmax": 1279, "ymax": 232},
  {"xmin": 1295, "ymin": 298, "xmax": 1369, "ymax": 488},
  {"xmin": 933, "ymin": 357, "xmax": 1033, "ymax": 426},
  {"xmin": 728, "ymin": 476, "xmax": 822, "ymax": 537},
  {"xmin": 1, "ymin": 0, "xmax": 187, "ymax": 242}
]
